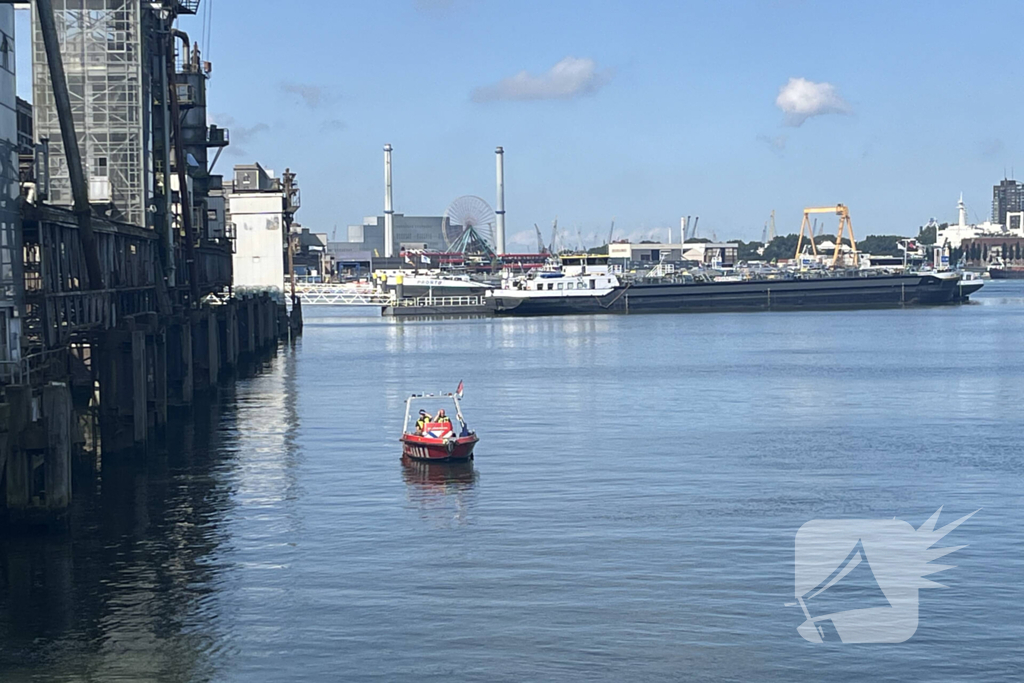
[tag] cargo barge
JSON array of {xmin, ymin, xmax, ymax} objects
[
  {"xmin": 490, "ymin": 256, "xmax": 970, "ymax": 316},
  {"xmin": 988, "ymin": 266, "xmax": 1024, "ymax": 280}
]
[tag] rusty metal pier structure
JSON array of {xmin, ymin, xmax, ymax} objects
[{"xmin": 0, "ymin": 1, "xmax": 298, "ymax": 528}]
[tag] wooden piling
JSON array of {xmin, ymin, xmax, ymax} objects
[{"xmin": 131, "ymin": 330, "xmax": 147, "ymax": 444}]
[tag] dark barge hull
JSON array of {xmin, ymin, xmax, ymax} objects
[
  {"xmin": 989, "ymin": 268, "xmax": 1024, "ymax": 280},
  {"xmin": 493, "ymin": 273, "xmax": 962, "ymax": 316}
]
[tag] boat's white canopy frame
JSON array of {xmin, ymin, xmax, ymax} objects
[{"xmin": 403, "ymin": 393, "xmax": 467, "ymax": 434}]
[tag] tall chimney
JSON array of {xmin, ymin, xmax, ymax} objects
[
  {"xmin": 384, "ymin": 144, "xmax": 394, "ymax": 258},
  {"xmin": 495, "ymin": 146, "xmax": 506, "ymax": 255}
]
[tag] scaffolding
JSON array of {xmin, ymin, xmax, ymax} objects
[{"xmin": 32, "ymin": 0, "xmax": 147, "ymax": 227}]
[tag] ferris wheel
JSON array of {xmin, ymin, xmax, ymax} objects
[{"xmin": 442, "ymin": 196, "xmax": 496, "ymax": 250}]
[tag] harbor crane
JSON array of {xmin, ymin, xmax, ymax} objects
[
  {"xmin": 608, "ymin": 218, "xmax": 615, "ymax": 244},
  {"xmin": 534, "ymin": 223, "xmax": 548, "ymax": 254},
  {"xmin": 794, "ymin": 204, "xmax": 859, "ymax": 268}
]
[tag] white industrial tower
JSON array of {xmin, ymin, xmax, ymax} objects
[
  {"xmin": 383, "ymin": 143, "xmax": 394, "ymax": 258},
  {"xmin": 495, "ymin": 146, "xmax": 506, "ymax": 255}
]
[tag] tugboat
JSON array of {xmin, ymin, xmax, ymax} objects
[{"xmin": 400, "ymin": 383, "xmax": 478, "ymax": 461}]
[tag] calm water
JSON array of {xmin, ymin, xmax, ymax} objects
[{"xmin": 2, "ymin": 282, "xmax": 1024, "ymax": 681}]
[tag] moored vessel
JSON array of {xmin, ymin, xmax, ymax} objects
[
  {"xmin": 489, "ymin": 255, "xmax": 968, "ymax": 316},
  {"xmin": 376, "ymin": 270, "xmax": 492, "ymax": 298},
  {"xmin": 988, "ymin": 265, "xmax": 1024, "ymax": 279}
]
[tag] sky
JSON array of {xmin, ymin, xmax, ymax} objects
[{"xmin": 14, "ymin": 1, "xmax": 1024, "ymax": 250}]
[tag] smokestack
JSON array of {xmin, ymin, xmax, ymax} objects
[
  {"xmin": 384, "ymin": 144, "xmax": 394, "ymax": 258},
  {"xmin": 495, "ymin": 146, "xmax": 506, "ymax": 255}
]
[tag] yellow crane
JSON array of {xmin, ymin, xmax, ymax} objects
[{"xmin": 794, "ymin": 204, "xmax": 859, "ymax": 268}]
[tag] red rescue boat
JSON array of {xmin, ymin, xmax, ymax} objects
[{"xmin": 400, "ymin": 383, "xmax": 478, "ymax": 462}]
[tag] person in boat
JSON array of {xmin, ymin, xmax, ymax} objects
[
  {"xmin": 436, "ymin": 409, "xmax": 451, "ymax": 425},
  {"xmin": 415, "ymin": 409, "xmax": 432, "ymax": 434}
]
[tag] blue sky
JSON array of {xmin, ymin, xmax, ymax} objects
[{"xmin": 15, "ymin": 1, "xmax": 1024, "ymax": 249}]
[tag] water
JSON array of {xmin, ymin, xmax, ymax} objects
[{"xmin": 3, "ymin": 282, "xmax": 1024, "ymax": 682}]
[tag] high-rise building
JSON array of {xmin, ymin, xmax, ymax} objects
[{"xmin": 991, "ymin": 178, "xmax": 1024, "ymax": 226}]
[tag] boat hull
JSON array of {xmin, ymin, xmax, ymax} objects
[
  {"xmin": 989, "ymin": 267, "xmax": 1024, "ymax": 280},
  {"xmin": 956, "ymin": 281, "xmax": 984, "ymax": 300},
  {"xmin": 401, "ymin": 434, "xmax": 478, "ymax": 461},
  {"xmin": 493, "ymin": 273, "xmax": 963, "ymax": 316}
]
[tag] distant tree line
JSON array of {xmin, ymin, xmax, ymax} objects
[{"xmin": 734, "ymin": 233, "xmax": 911, "ymax": 262}]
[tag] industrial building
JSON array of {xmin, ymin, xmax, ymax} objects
[
  {"xmin": 0, "ymin": 6, "xmax": 22, "ymax": 374},
  {"xmin": 30, "ymin": 0, "xmax": 230, "ymax": 255},
  {"xmin": 31, "ymin": 0, "xmax": 153, "ymax": 225},
  {"xmin": 292, "ymin": 227, "xmax": 331, "ymax": 280},
  {"xmin": 15, "ymin": 97, "xmax": 31, "ymax": 154},
  {"xmin": 607, "ymin": 241, "xmax": 738, "ymax": 268},
  {"xmin": 334, "ymin": 214, "xmax": 450, "ymax": 256},
  {"xmin": 0, "ymin": 0, "xmax": 296, "ymax": 527},
  {"xmin": 228, "ymin": 163, "xmax": 285, "ymax": 295},
  {"xmin": 960, "ymin": 236, "xmax": 1024, "ymax": 267},
  {"xmin": 226, "ymin": 162, "xmax": 303, "ymax": 296}
]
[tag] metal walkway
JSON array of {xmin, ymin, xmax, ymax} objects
[{"xmin": 292, "ymin": 283, "xmax": 392, "ymax": 306}]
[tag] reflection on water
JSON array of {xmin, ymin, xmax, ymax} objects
[
  {"xmin": 400, "ymin": 455, "xmax": 478, "ymax": 527},
  {"xmin": 0, "ymin": 350, "xmax": 300, "ymax": 683}
]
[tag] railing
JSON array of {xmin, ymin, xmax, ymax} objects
[
  {"xmin": 21, "ymin": 205, "xmax": 233, "ymax": 349},
  {"xmin": 0, "ymin": 347, "xmax": 70, "ymax": 387},
  {"xmin": 392, "ymin": 295, "xmax": 486, "ymax": 308},
  {"xmin": 194, "ymin": 243, "xmax": 233, "ymax": 295},
  {"xmin": 291, "ymin": 282, "xmax": 392, "ymax": 306}
]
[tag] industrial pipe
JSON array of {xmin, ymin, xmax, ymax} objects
[{"xmin": 167, "ymin": 32, "xmax": 201, "ymax": 305}]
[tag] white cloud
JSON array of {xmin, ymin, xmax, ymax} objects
[
  {"xmin": 775, "ymin": 77, "xmax": 850, "ymax": 126},
  {"xmin": 472, "ymin": 57, "xmax": 610, "ymax": 103}
]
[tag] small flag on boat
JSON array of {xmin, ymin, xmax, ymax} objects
[
  {"xmin": 404, "ymin": 253, "xmax": 414, "ymax": 265},
  {"xmin": 456, "ymin": 380, "xmax": 464, "ymax": 398},
  {"xmin": 421, "ymin": 254, "xmax": 432, "ymax": 264}
]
